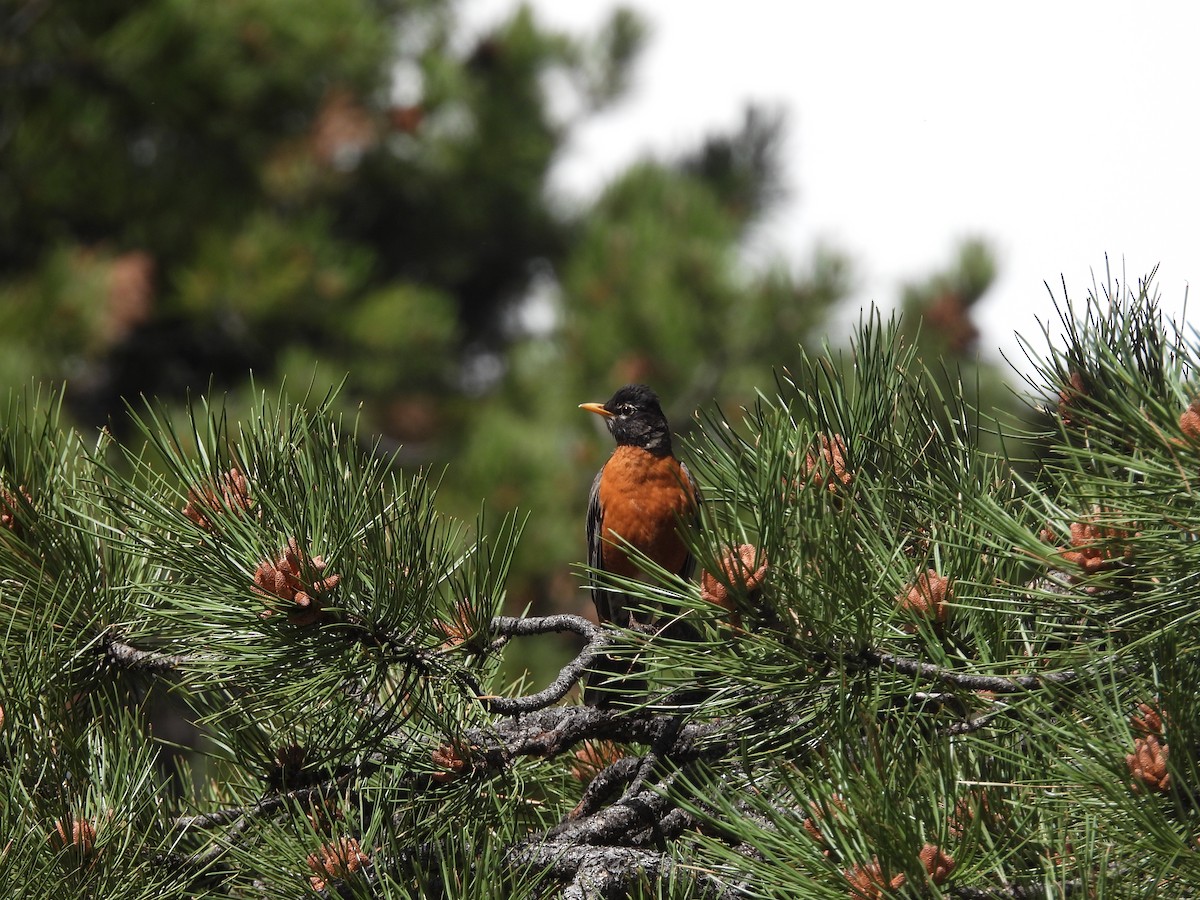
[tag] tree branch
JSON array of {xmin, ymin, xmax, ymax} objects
[
  {"xmin": 481, "ymin": 614, "xmax": 608, "ymax": 714},
  {"xmin": 508, "ymin": 840, "xmax": 735, "ymax": 900},
  {"xmin": 101, "ymin": 632, "xmax": 188, "ymax": 674},
  {"xmin": 465, "ymin": 705, "xmax": 727, "ymax": 767},
  {"xmin": 172, "ymin": 775, "xmax": 357, "ymax": 834},
  {"xmin": 862, "ymin": 648, "xmax": 1089, "ymax": 693}
]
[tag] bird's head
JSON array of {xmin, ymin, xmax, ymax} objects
[{"xmin": 580, "ymin": 384, "xmax": 673, "ymax": 453}]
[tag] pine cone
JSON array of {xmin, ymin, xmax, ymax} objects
[
  {"xmin": 570, "ymin": 740, "xmax": 624, "ymax": 782},
  {"xmin": 1042, "ymin": 512, "xmax": 1133, "ymax": 577},
  {"xmin": 307, "ymin": 836, "xmax": 369, "ymax": 892},
  {"xmin": 801, "ymin": 794, "xmax": 847, "ymax": 849},
  {"xmin": 49, "ymin": 816, "xmax": 97, "ymax": 859},
  {"xmin": 1179, "ymin": 397, "xmax": 1200, "ymax": 443},
  {"xmin": 844, "ymin": 859, "xmax": 905, "ymax": 898},
  {"xmin": 804, "ymin": 433, "xmax": 853, "ymax": 493},
  {"xmin": 897, "ymin": 569, "xmax": 952, "ymax": 631},
  {"xmin": 1130, "ymin": 702, "xmax": 1165, "ymax": 737},
  {"xmin": 1057, "ymin": 371, "xmax": 1089, "ymax": 430},
  {"xmin": 948, "ymin": 790, "xmax": 1001, "ymax": 839},
  {"xmin": 700, "ymin": 544, "xmax": 768, "ymax": 625},
  {"xmin": 431, "ymin": 744, "xmax": 470, "ymax": 783},
  {"xmin": 1127, "ymin": 733, "xmax": 1170, "ymax": 793},
  {"xmin": 253, "ymin": 537, "xmax": 341, "ymax": 626},
  {"xmin": 433, "ymin": 600, "xmax": 475, "ymax": 649},
  {"xmin": 183, "ymin": 467, "xmax": 254, "ymax": 531},
  {"xmin": 919, "ymin": 843, "xmax": 955, "ymax": 884}
]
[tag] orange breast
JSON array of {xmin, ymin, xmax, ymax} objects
[{"xmin": 598, "ymin": 446, "xmax": 695, "ymax": 579}]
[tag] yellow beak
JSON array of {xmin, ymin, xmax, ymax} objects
[{"xmin": 578, "ymin": 402, "xmax": 613, "ymax": 418}]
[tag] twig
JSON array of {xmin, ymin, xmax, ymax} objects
[
  {"xmin": 942, "ymin": 709, "xmax": 1008, "ymax": 736},
  {"xmin": 481, "ymin": 615, "xmax": 609, "ymax": 714},
  {"xmin": 466, "ymin": 705, "xmax": 727, "ymax": 765},
  {"xmin": 172, "ymin": 778, "xmax": 352, "ymax": 834},
  {"xmin": 863, "ymin": 648, "xmax": 1087, "ymax": 694},
  {"xmin": 101, "ymin": 633, "xmax": 188, "ymax": 674},
  {"xmin": 173, "ymin": 757, "xmax": 375, "ymax": 832}
]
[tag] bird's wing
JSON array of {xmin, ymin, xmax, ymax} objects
[
  {"xmin": 678, "ymin": 460, "xmax": 701, "ymax": 582},
  {"xmin": 585, "ymin": 466, "xmax": 617, "ymax": 622}
]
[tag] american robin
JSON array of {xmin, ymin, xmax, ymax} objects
[{"xmin": 579, "ymin": 384, "xmax": 700, "ymax": 705}]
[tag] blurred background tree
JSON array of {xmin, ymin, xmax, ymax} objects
[
  {"xmin": 0, "ymin": 0, "xmax": 1008, "ymax": 624},
  {"xmin": 894, "ymin": 237, "xmax": 1024, "ymax": 454}
]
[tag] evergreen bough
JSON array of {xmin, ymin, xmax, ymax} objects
[{"xmin": 4, "ymin": 275, "xmax": 1200, "ymax": 898}]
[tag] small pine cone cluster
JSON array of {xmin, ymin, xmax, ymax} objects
[
  {"xmin": 1179, "ymin": 397, "xmax": 1200, "ymax": 443},
  {"xmin": 254, "ymin": 537, "xmax": 341, "ymax": 626},
  {"xmin": 1041, "ymin": 514, "xmax": 1133, "ymax": 576},
  {"xmin": 433, "ymin": 600, "xmax": 475, "ymax": 649},
  {"xmin": 844, "ymin": 859, "xmax": 905, "ymax": 898},
  {"xmin": 918, "ymin": 843, "xmax": 955, "ymax": 885},
  {"xmin": 431, "ymin": 743, "xmax": 470, "ymax": 784},
  {"xmin": 182, "ymin": 467, "xmax": 254, "ymax": 531},
  {"xmin": 305, "ymin": 797, "xmax": 345, "ymax": 834},
  {"xmin": 1128, "ymin": 701, "xmax": 1171, "ymax": 794},
  {"xmin": 803, "ymin": 433, "xmax": 853, "ymax": 493},
  {"xmin": 1127, "ymin": 734, "xmax": 1170, "ymax": 793},
  {"xmin": 1131, "ymin": 702, "xmax": 1165, "ymax": 737},
  {"xmin": 801, "ymin": 794, "xmax": 847, "ymax": 851},
  {"xmin": 700, "ymin": 544, "xmax": 768, "ymax": 625},
  {"xmin": 0, "ymin": 484, "xmax": 32, "ymax": 533},
  {"xmin": 1057, "ymin": 371, "xmax": 1089, "ymax": 430},
  {"xmin": 49, "ymin": 816, "xmax": 97, "ymax": 860},
  {"xmin": 948, "ymin": 790, "xmax": 999, "ymax": 839},
  {"xmin": 897, "ymin": 569, "xmax": 952, "ymax": 631},
  {"xmin": 844, "ymin": 844, "xmax": 954, "ymax": 897},
  {"xmin": 570, "ymin": 740, "xmax": 624, "ymax": 782},
  {"xmin": 307, "ymin": 836, "xmax": 369, "ymax": 892}
]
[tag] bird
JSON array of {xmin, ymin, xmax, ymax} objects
[{"xmin": 579, "ymin": 384, "xmax": 700, "ymax": 706}]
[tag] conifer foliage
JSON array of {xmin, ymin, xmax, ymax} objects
[{"xmin": 4, "ymin": 276, "xmax": 1200, "ymax": 897}]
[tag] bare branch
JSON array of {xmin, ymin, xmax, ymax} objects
[
  {"xmin": 509, "ymin": 841, "xmax": 736, "ymax": 900},
  {"xmin": 481, "ymin": 614, "xmax": 609, "ymax": 714}
]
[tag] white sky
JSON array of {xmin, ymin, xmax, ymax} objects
[{"xmin": 466, "ymin": 1, "xmax": 1200, "ymax": 369}]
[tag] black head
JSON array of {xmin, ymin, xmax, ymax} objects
[{"xmin": 580, "ymin": 384, "xmax": 673, "ymax": 453}]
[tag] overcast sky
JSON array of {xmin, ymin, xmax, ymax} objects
[{"xmin": 466, "ymin": 1, "xmax": 1200, "ymax": 369}]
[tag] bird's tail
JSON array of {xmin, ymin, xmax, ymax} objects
[{"xmin": 582, "ymin": 602, "xmax": 702, "ymax": 707}]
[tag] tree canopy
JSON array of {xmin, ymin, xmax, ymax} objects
[{"xmin": 4, "ymin": 277, "xmax": 1200, "ymax": 897}]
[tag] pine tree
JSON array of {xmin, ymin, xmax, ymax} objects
[{"xmin": 4, "ymin": 272, "xmax": 1198, "ymax": 897}]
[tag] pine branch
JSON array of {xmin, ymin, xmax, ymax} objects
[
  {"xmin": 482, "ymin": 614, "xmax": 609, "ymax": 714},
  {"xmin": 10, "ymin": 290, "xmax": 1199, "ymax": 897},
  {"xmin": 862, "ymin": 647, "xmax": 1088, "ymax": 692},
  {"xmin": 465, "ymin": 704, "xmax": 727, "ymax": 765},
  {"xmin": 509, "ymin": 841, "xmax": 735, "ymax": 900},
  {"xmin": 569, "ymin": 756, "xmax": 644, "ymax": 820},
  {"xmin": 101, "ymin": 632, "xmax": 188, "ymax": 674},
  {"xmin": 172, "ymin": 772, "xmax": 361, "ymax": 836}
]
